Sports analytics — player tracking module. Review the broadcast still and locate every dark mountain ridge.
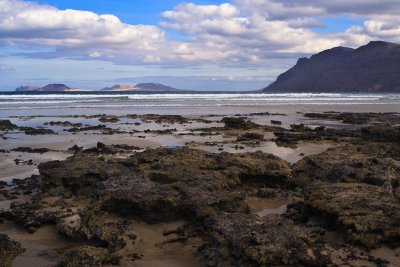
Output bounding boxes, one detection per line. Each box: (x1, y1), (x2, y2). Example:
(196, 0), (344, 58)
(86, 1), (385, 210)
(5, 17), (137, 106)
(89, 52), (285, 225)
(264, 41), (400, 93)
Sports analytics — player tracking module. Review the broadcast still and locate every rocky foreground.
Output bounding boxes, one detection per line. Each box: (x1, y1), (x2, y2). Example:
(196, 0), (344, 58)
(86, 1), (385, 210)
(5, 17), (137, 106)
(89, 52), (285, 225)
(1, 112), (400, 266)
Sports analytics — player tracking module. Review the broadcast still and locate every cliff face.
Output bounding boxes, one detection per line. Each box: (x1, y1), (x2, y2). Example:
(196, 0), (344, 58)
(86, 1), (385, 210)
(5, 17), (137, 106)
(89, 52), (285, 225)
(264, 41), (400, 93)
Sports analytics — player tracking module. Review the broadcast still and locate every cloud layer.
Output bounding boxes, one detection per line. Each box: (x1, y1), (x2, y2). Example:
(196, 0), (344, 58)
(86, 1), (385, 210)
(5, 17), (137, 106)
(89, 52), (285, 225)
(0, 0), (399, 68)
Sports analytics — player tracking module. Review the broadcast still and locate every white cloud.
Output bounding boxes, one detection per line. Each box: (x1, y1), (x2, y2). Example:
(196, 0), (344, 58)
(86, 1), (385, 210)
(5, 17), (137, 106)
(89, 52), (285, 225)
(0, 0), (168, 63)
(0, 0), (399, 70)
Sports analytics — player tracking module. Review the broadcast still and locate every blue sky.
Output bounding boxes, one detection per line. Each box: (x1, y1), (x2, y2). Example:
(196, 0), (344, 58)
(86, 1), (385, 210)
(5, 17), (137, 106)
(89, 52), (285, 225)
(0, 0), (398, 91)
(35, 0), (226, 24)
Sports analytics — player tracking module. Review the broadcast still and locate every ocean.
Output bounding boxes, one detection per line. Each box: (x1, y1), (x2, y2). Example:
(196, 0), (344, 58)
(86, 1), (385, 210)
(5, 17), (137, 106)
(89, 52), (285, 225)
(1, 92), (400, 117)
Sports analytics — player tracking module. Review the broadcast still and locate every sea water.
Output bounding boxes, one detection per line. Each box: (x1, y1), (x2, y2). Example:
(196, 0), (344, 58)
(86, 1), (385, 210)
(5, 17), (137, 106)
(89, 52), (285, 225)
(1, 92), (400, 117)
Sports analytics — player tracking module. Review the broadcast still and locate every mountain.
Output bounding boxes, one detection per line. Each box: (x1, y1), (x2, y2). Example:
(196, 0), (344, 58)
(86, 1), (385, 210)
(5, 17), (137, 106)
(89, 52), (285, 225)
(263, 41), (400, 93)
(14, 84), (91, 92)
(15, 85), (40, 91)
(39, 84), (70, 91)
(15, 84), (70, 92)
(101, 83), (183, 92)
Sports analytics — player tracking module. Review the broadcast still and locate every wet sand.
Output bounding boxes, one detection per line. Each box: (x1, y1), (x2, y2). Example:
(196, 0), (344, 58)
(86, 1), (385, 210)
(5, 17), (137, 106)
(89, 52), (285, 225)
(0, 221), (78, 267)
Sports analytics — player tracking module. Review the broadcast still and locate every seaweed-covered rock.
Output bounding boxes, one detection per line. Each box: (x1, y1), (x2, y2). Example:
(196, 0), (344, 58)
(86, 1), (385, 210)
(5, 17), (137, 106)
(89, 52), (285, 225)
(292, 145), (400, 187)
(0, 233), (25, 267)
(203, 214), (321, 267)
(302, 182), (400, 247)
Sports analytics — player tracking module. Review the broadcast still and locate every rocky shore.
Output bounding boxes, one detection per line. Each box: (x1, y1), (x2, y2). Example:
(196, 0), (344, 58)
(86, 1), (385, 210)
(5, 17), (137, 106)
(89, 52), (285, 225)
(1, 112), (400, 266)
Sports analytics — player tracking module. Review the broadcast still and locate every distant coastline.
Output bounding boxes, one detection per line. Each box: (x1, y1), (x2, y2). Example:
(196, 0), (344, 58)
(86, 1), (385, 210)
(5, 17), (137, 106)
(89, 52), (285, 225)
(14, 82), (189, 93)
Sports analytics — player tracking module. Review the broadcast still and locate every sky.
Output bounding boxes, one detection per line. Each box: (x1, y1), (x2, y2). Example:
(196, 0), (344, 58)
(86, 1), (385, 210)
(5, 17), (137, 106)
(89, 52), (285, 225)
(0, 0), (399, 91)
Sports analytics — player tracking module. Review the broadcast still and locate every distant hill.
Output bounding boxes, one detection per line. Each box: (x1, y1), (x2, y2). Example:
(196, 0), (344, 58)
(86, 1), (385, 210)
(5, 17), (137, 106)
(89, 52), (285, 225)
(15, 85), (40, 92)
(263, 41), (400, 93)
(39, 84), (70, 91)
(101, 83), (183, 92)
(16, 84), (70, 92)
(15, 84), (90, 92)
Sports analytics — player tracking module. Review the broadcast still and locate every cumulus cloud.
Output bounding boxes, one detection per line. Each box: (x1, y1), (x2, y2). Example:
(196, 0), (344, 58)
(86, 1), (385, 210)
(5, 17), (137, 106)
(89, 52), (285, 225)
(0, 0), (167, 63)
(0, 0), (399, 69)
